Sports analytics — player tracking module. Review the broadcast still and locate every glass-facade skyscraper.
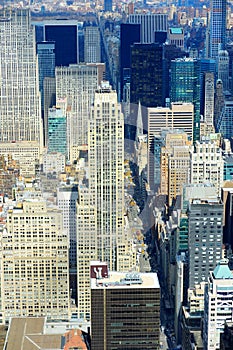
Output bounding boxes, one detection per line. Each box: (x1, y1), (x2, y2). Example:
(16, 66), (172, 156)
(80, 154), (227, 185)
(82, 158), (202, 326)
(48, 107), (66, 155)
(170, 58), (201, 142)
(209, 0), (227, 59)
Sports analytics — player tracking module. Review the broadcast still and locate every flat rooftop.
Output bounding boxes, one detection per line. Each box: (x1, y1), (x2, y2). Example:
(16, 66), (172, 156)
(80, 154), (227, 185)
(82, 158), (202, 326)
(91, 271), (160, 290)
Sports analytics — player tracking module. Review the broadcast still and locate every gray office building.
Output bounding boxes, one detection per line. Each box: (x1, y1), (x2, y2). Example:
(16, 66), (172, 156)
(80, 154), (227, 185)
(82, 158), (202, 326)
(187, 184), (223, 289)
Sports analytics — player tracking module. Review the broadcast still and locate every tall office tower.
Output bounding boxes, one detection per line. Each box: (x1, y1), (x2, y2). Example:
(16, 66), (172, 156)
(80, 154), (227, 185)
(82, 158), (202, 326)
(88, 82), (124, 271)
(209, 0), (227, 60)
(43, 77), (56, 147)
(57, 185), (78, 299)
(47, 107), (66, 155)
(84, 25), (101, 63)
(163, 44), (187, 101)
(222, 183), (233, 248)
(0, 200), (70, 324)
(187, 187), (223, 290)
(128, 13), (168, 43)
(120, 23), (140, 99)
(214, 79), (225, 128)
(159, 131), (191, 204)
(36, 42), (55, 117)
(55, 64), (99, 161)
(76, 83), (125, 321)
(171, 58), (201, 142)
(216, 100), (233, 139)
(148, 103), (193, 189)
(104, 0), (112, 12)
(0, 9), (42, 146)
(204, 259), (233, 350)
(90, 263), (160, 350)
(200, 58), (216, 116)
(41, 20), (79, 66)
(130, 43), (163, 108)
(218, 50), (230, 91)
(190, 141), (224, 197)
(204, 72), (215, 126)
(76, 185), (97, 320)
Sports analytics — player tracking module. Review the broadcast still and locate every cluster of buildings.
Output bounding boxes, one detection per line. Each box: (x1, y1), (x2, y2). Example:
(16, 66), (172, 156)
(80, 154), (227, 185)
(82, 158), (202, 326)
(1, 0), (233, 349)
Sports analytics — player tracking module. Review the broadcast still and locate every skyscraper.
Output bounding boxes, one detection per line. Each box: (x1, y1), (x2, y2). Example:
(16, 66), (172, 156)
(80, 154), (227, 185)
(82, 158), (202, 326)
(104, 0), (112, 12)
(84, 25), (101, 63)
(218, 49), (230, 91)
(147, 103), (193, 189)
(0, 9), (42, 146)
(204, 72), (215, 125)
(209, 0), (227, 60)
(128, 13), (168, 44)
(36, 41), (55, 116)
(187, 186), (223, 290)
(120, 23), (140, 99)
(55, 64), (100, 160)
(77, 83), (127, 320)
(47, 107), (66, 155)
(88, 82), (124, 270)
(130, 43), (164, 107)
(171, 58), (201, 142)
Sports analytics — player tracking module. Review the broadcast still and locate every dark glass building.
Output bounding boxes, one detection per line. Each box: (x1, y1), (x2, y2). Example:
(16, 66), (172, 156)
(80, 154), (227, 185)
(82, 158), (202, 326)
(91, 267), (160, 350)
(45, 24), (78, 66)
(130, 43), (163, 107)
(104, 0), (112, 12)
(120, 23), (140, 100)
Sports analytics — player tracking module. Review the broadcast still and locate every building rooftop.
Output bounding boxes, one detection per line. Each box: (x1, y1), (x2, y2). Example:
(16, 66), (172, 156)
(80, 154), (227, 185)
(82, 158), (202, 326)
(170, 27), (183, 34)
(91, 271), (160, 290)
(213, 259), (233, 280)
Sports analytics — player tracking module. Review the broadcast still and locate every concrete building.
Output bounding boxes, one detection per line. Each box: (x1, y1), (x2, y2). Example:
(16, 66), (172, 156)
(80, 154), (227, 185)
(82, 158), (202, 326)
(148, 103), (193, 189)
(168, 27), (184, 50)
(0, 142), (40, 177)
(204, 72), (215, 126)
(42, 152), (65, 174)
(55, 64), (101, 160)
(77, 83), (128, 320)
(190, 141), (224, 197)
(204, 259), (233, 350)
(84, 25), (101, 63)
(0, 199), (70, 324)
(90, 262), (160, 350)
(218, 50), (230, 92)
(187, 188), (223, 289)
(128, 13), (168, 44)
(216, 100), (233, 139)
(0, 9), (42, 148)
(57, 184), (78, 297)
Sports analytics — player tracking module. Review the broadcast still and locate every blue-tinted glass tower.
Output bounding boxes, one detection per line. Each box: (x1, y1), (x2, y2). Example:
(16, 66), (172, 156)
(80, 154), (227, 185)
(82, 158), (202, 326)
(48, 107), (66, 155)
(170, 58), (201, 142)
(209, 0), (227, 59)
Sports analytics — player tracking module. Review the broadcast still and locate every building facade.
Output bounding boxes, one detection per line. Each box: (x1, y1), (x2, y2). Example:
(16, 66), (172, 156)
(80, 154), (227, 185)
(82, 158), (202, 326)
(0, 9), (42, 146)
(91, 265), (160, 350)
(209, 0), (227, 59)
(0, 200), (70, 324)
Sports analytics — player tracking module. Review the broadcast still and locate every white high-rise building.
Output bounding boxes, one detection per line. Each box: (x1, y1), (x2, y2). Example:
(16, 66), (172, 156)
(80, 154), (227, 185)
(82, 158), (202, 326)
(0, 9), (42, 146)
(204, 259), (233, 350)
(88, 82), (124, 270)
(56, 64), (101, 160)
(0, 199), (70, 324)
(204, 72), (215, 126)
(84, 26), (101, 63)
(77, 83), (128, 320)
(190, 141), (224, 197)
